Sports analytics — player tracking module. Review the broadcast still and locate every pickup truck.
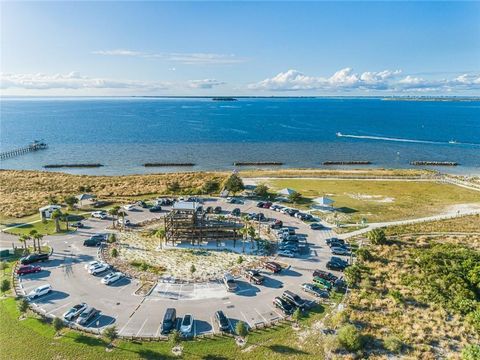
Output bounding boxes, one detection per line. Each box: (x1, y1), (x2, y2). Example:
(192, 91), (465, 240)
(244, 269), (265, 285)
(223, 273), (238, 292)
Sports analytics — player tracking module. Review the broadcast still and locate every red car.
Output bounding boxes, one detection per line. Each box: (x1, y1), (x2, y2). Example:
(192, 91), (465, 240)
(16, 265), (41, 275)
(262, 202), (272, 208)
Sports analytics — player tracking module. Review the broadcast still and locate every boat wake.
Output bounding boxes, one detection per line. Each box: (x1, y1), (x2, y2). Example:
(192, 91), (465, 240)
(335, 132), (480, 147)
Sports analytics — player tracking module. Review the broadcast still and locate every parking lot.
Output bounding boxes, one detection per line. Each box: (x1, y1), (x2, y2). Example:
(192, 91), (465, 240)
(16, 197), (345, 337)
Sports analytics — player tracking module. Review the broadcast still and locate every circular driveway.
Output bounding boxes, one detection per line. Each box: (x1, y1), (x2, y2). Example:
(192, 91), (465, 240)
(16, 198), (344, 337)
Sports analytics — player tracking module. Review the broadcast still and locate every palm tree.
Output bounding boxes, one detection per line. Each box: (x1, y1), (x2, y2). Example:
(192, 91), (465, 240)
(154, 228), (166, 250)
(117, 210), (127, 230)
(18, 235), (28, 253)
(247, 225), (256, 251)
(108, 206), (120, 228)
(29, 230), (38, 251)
(62, 212), (70, 231)
(51, 209), (62, 233)
(33, 233), (44, 252)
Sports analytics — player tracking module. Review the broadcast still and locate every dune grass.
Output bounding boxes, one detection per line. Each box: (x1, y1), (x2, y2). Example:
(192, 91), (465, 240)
(384, 214), (480, 235)
(266, 178), (480, 223)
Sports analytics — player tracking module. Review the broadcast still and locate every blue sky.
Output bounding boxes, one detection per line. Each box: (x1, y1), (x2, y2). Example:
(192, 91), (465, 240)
(1, 1), (479, 95)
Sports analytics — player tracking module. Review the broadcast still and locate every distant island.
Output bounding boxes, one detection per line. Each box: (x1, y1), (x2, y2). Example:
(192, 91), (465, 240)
(382, 96), (480, 102)
(212, 97), (237, 101)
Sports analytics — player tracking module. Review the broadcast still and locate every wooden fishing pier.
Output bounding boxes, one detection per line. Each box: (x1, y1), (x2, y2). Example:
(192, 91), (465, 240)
(0, 141), (48, 160)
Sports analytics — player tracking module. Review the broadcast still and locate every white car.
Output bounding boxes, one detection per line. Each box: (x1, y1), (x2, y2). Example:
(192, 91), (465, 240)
(63, 302), (88, 321)
(27, 284), (52, 299)
(122, 204), (135, 211)
(91, 211), (107, 219)
(85, 260), (100, 270)
(101, 271), (124, 285)
(278, 250), (295, 258)
(117, 218), (131, 226)
(88, 262), (110, 275)
(180, 314), (194, 335)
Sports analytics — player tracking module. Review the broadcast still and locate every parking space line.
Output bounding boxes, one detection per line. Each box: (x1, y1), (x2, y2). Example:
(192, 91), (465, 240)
(268, 305), (284, 319)
(46, 301), (73, 316)
(210, 316), (216, 334)
(136, 318), (148, 337)
(254, 308), (268, 323)
(155, 320), (163, 337)
(86, 313), (103, 328)
(119, 314), (136, 335)
(240, 311), (252, 328)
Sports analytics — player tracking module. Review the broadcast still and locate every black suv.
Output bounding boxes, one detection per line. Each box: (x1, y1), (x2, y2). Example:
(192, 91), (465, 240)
(215, 310), (230, 332)
(326, 257), (349, 271)
(231, 208), (241, 216)
(83, 238), (102, 247)
(273, 296), (294, 315)
(282, 290), (306, 310)
(161, 308), (177, 335)
(214, 206), (222, 214)
(20, 253), (49, 265)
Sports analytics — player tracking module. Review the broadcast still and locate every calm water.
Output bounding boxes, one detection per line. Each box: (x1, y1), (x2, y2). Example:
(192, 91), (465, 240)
(1, 97), (479, 175)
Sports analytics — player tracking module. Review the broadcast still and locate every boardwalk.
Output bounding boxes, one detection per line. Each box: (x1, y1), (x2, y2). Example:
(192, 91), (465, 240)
(0, 141), (47, 160)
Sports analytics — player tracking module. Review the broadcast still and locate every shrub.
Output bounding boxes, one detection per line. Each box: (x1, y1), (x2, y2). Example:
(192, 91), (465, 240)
(384, 335), (403, 353)
(53, 317), (64, 333)
(202, 180), (220, 194)
(169, 329), (181, 346)
(338, 324), (363, 351)
(235, 321), (248, 338)
(462, 344), (480, 360)
(388, 290), (404, 304)
(107, 233), (116, 243)
(367, 228), (387, 245)
(0, 261), (7, 270)
(167, 181), (181, 193)
(237, 256), (244, 264)
(254, 184), (269, 198)
(288, 192), (302, 204)
(292, 308), (302, 323)
(344, 264), (363, 287)
(139, 262), (149, 271)
(190, 264), (196, 274)
(0, 279), (10, 293)
(103, 325), (118, 344)
(356, 247), (373, 262)
(110, 248), (118, 258)
(17, 298), (29, 313)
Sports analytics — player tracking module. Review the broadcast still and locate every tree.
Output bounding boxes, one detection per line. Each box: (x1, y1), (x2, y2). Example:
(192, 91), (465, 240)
(292, 307), (302, 326)
(367, 228), (387, 245)
(31, 232), (44, 252)
(117, 210), (127, 230)
(344, 264), (363, 287)
(167, 181), (181, 193)
(202, 180), (220, 195)
(223, 174), (244, 195)
(254, 184), (269, 198)
(103, 325), (118, 346)
(0, 279), (10, 293)
(154, 228), (166, 249)
(169, 329), (181, 347)
(288, 191), (302, 204)
(64, 196), (78, 210)
(62, 212), (71, 231)
(235, 321), (248, 338)
(190, 264), (196, 275)
(110, 248), (118, 258)
(18, 298), (29, 314)
(107, 233), (117, 243)
(108, 206), (120, 228)
(338, 324), (363, 351)
(18, 234), (29, 252)
(53, 317), (64, 334)
(356, 247), (373, 262)
(51, 209), (62, 233)
(247, 225), (256, 250)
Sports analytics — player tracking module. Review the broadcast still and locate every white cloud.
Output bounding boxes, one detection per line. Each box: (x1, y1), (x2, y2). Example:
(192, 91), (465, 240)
(249, 68), (480, 92)
(0, 72), (170, 91)
(92, 49), (247, 65)
(188, 79), (225, 89)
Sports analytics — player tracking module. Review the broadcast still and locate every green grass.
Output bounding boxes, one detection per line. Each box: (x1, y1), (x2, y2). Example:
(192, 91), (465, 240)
(266, 179), (480, 223)
(5, 213), (86, 236)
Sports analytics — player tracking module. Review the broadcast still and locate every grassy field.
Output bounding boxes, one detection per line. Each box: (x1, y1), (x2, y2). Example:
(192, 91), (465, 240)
(384, 214), (480, 235)
(343, 234), (479, 359)
(266, 178), (480, 223)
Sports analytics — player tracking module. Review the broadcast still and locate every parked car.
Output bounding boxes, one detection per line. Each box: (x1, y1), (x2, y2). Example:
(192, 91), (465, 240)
(255, 213), (266, 221)
(91, 211), (107, 219)
(282, 290), (306, 309)
(117, 218), (131, 226)
(264, 261), (282, 273)
(76, 306), (99, 326)
(83, 237), (102, 247)
(215, 310), (230, 332)
(161, 308), (177, 334)
(88, 262), (110, 275)
(101, 271), (124, 285)
(136, 201), (148, 208)
(273, 296), (294, 315)
(281, 227), (296, 235)
(326, 257), (349, 271)
(20, 253), (49, 265)
(16, 265), (41, 275)
(331, 246), (350, 256)
(149, 205), (162, 212)
(85, 260), (100, 270)
(231, 208), (241, 217)
(63, 303), (88, 321)
(326, 238), (345, 246)
(223, 272), (238, 292)
(275, 206), (285, 212)
(180, 314), (194, 335)
(270, 220), (283, 229)
(256, 201), (265, 208)
(310, 223), (324, 230)
(72, 221), (84, 228)
(227, 198), (243, 204)
(313, 276), (333, 290)
(244, 269), (265, 285)
(279, 244), (298, 253)
(301, 283), (330, 298)
(312, 270), (338, 282)
(278, 250), (295, 258)
(27, 284), (52, 299)
(122, 204), (135, 211)
(206, 206), (214, 213)
(213, 206), (222, 214)
(262, 201), (272, 208)
(270, 204), (280, 211)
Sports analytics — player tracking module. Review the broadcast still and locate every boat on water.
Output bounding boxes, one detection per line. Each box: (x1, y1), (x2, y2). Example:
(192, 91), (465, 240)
(448, 140), (457, 144)
(336, 132), (343, 137)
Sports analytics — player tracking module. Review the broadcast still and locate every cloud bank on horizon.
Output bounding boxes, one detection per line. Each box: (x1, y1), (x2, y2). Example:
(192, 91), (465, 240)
(2, 68), (479, 94)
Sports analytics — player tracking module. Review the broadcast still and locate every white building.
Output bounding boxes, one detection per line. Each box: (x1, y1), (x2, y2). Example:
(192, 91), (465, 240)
(39, 205), (62, 219)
